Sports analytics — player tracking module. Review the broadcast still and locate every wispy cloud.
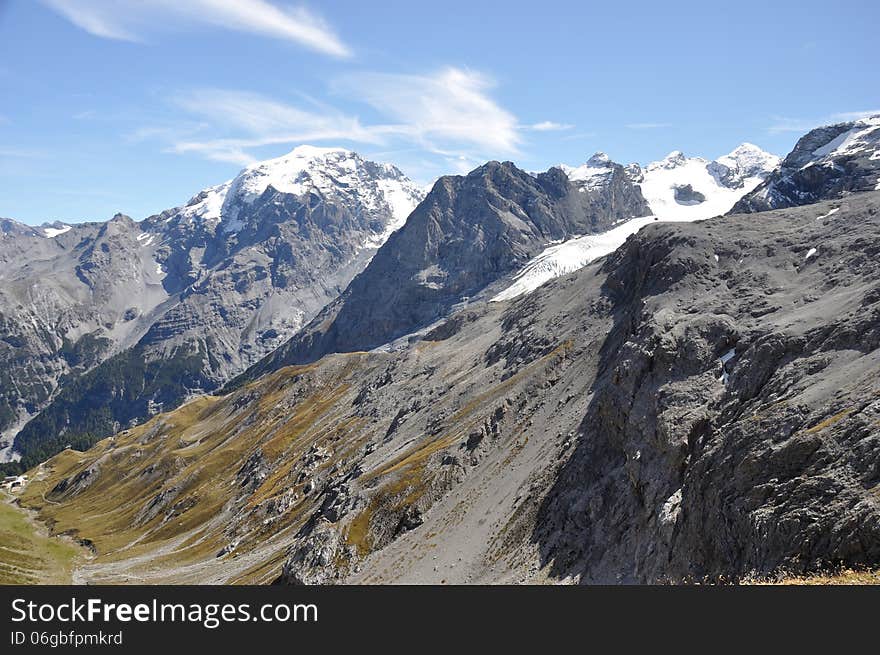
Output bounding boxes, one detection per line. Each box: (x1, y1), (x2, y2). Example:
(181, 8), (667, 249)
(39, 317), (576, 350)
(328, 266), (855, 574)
(626, 122), (672, 130)
(334, 68), (522, 156)
(159, 68), (524, 166)
(42, 0), (351, 57)
(767, 110), (880, 134)
(168, 89), (385, 165)
(525, 121), (574, 132)
(0, 147), (45, 159)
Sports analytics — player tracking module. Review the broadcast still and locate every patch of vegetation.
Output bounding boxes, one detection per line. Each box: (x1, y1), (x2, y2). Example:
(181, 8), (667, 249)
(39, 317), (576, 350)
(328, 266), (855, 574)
(805, 409), (854, 434)
(751, 568), (880, 585)
(0, 493), (81, 584)
(59, 332), (112, 370)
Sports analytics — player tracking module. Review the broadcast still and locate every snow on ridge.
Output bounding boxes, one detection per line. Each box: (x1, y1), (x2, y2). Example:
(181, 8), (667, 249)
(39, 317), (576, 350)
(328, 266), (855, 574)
(812, 116), (880, 159)
(493, 215), (670, 302)
(180, 181), (232, 224)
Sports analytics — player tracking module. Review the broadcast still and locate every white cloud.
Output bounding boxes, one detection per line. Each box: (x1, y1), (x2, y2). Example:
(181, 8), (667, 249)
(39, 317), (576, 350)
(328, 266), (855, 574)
(334, 68), (521, 156)
(42, 0), (350, 57)
(526, 121), (574, 132)
(625, 122), (672, 130)
(161, 68), (524, 167)
(168, 89), (385, 164)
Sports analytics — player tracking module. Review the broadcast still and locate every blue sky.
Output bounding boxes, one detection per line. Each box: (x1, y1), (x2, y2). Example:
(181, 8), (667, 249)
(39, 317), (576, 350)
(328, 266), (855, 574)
(1, 0), (878, 225)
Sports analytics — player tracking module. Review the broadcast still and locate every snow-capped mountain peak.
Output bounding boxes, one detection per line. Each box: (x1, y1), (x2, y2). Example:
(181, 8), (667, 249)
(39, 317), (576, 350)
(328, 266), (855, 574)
(650, 150), (692, 170)
(639, 144), (779, 220)
(226, 145), (354, 208)
(585, 151), (611, 166)
(559, 152), (621, 190)
(711, 143), (781, 187)
(733, 115), (880, 212)
(173, 145), (425, 240)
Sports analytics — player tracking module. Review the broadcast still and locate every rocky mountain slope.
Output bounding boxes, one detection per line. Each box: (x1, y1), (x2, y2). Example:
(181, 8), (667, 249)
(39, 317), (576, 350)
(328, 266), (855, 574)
(18, 190), (880, 584)
(1, 147), (424, 470)
(733, 115), (880, 212)
(232, 158), (651, 385)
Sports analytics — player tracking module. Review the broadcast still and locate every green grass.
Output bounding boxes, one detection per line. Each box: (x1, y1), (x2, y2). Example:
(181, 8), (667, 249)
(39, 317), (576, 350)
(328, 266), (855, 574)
(0, 492), (81, 584)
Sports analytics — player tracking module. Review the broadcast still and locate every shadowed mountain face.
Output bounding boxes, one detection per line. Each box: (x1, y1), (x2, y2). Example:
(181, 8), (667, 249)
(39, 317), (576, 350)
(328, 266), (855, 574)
(234, 160), (651, 385)
(19, 192), (880, 584)
(733, 115), (880, 213)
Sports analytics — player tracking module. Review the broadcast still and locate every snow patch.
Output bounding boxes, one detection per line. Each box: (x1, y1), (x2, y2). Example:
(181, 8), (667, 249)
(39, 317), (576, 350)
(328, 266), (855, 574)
(816, 207), (840, 220)
(813, 116), (880, 159)
(43, 225), (72, 238)
(718, 348), (735, 385)
(180, 181), (231, 224)
(805, 247), (817, 260)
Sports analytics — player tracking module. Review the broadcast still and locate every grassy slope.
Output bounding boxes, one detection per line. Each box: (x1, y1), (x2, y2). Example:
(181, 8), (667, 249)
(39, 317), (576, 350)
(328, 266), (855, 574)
(0, 491), (81, 584)
(16, 360), (364, 584)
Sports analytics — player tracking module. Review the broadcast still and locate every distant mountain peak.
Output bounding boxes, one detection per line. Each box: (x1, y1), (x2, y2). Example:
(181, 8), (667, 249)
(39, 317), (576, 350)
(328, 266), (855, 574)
(650, 150), (692, 171)
(733, 114), (880, 213)
(559, 151), (624, 189)
(586, 151), (611, 166)
(171, 145), (424, 237)
(639, 145), (778, 220)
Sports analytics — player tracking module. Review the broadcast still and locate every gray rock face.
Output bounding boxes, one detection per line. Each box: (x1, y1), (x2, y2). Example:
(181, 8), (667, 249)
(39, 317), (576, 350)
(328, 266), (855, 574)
(559, 152), (653, 221)
(535, 192), (880, 582)
(673, 183), (706, 205)
(733, 115), (880, 212)
(0, 214), (172, 462)
(1, 147), (424, 468)
(236, 159), (651, 383)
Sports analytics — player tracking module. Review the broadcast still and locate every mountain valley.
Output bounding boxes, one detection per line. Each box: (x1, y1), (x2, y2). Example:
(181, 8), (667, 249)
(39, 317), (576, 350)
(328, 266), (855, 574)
(4, 115), (880, 585)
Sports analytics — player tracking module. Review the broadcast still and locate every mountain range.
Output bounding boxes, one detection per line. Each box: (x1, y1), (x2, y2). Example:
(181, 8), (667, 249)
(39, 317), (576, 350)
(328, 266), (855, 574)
(4, 114), (880, 585)
(0, 146), (424, 466)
